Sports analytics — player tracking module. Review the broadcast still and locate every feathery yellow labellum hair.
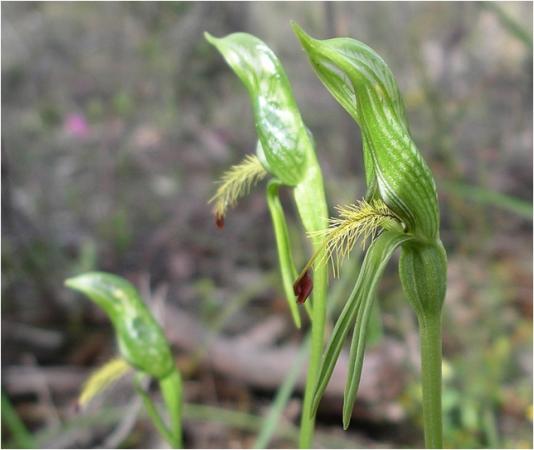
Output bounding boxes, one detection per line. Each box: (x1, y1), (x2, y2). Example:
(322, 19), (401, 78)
(209, 155), (268, 223)
(305, 199), (402, 277)
(78, 357), (131, 409)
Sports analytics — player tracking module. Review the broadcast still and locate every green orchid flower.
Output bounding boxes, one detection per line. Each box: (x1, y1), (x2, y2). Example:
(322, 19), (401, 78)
(66, 272), (183, 448)
(292, 23), (447, 448)
(205, 31), (329, 446)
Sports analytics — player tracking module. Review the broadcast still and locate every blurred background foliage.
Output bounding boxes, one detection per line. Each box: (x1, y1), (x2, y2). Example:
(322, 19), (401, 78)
(2, 2), (532, 448)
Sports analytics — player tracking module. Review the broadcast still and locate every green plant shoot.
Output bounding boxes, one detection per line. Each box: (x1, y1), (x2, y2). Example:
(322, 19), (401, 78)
(292, 23), (447, 448)
(205, 32), (329, 447)
(65, 272), (183, 448)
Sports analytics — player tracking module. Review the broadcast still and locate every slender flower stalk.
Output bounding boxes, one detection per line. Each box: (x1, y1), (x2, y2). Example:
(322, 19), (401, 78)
(205, 31), (328, 447)
(292, 22), (447, 448)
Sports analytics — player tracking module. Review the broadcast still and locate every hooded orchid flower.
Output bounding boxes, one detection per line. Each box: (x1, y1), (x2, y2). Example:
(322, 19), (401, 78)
(292, 23), (447, 448)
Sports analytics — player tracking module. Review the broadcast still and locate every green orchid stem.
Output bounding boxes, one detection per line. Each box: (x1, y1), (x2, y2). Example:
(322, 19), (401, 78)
(418, 312), (443, 449)
(134, 375), (177, 448)
(299, 247), (327, 448)
(160, 370), (183, 448)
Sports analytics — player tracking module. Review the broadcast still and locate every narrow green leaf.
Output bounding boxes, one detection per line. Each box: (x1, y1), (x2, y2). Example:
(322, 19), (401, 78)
(366, 296), (383, 346)
(65, 272), (174, 379)
(1, 391), (36, 449)
(311, 231), (411, 415)
(480, 1), (533, 49)
(205, 32), (312, 187)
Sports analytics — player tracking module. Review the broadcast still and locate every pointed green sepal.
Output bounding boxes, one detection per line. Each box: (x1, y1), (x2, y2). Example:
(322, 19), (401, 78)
(266, 180), (303, 327)
(311, 231), (411, 417)
(342, 286), (376, 429)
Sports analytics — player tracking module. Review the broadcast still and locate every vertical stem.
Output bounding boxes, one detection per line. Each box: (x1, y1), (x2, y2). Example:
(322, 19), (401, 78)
(159, 370), (183, 448)
(298, 253), (327, 448)
(418, 313), (443, 449)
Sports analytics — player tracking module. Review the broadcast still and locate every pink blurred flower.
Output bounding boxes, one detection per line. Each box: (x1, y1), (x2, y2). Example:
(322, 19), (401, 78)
(64, 113), (89, 138)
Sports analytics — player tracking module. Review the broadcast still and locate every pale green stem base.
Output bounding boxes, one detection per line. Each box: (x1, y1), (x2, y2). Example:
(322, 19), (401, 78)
(160, 370), (183, 448)
(298, 260), (327, 448)
(418, 313), (443, 449)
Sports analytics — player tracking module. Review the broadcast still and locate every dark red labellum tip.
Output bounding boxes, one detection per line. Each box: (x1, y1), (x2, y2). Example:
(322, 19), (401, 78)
(215, 213), (225, 229)
(293, 270), (313, 304)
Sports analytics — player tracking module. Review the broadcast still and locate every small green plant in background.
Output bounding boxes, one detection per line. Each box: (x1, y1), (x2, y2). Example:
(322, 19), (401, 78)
(65, 272), (183, 448)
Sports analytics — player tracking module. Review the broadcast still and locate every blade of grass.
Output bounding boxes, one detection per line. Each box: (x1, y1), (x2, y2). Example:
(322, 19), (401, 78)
(193, 272), (276, 363)
(1, 391), (36, 449)
(441, 180), (532, 220)
(480, 1), (533, 49)
(208, 273), (277, 333)
(253, 335), (310, 449)
(34, 400), (359, 449)
(183, 403), (357, 448)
